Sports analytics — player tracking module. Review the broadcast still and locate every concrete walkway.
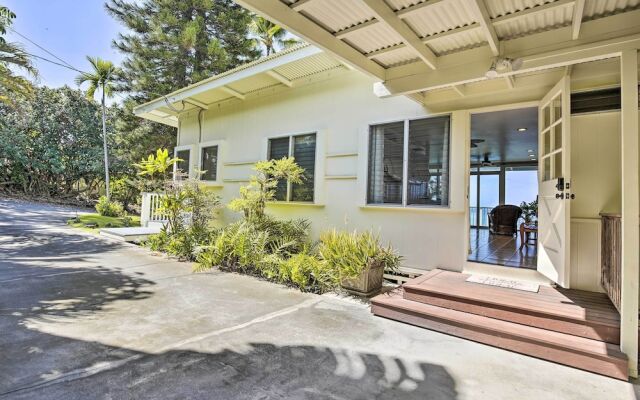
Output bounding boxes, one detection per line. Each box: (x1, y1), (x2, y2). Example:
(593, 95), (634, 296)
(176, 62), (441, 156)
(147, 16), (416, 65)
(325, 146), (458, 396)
(0, 197), (636, 399)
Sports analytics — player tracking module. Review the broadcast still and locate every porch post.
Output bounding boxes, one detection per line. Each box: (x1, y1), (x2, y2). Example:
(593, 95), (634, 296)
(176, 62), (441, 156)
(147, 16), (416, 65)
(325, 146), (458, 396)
(620, 49), (639, 378)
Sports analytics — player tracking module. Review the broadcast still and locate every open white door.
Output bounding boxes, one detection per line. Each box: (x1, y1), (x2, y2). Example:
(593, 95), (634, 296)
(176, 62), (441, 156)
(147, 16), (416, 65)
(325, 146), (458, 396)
(537, 76), (571, 287)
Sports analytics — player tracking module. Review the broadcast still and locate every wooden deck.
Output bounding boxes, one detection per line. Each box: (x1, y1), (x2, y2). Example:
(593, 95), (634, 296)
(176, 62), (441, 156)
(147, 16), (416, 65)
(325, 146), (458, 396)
(372, 269), (628, 380)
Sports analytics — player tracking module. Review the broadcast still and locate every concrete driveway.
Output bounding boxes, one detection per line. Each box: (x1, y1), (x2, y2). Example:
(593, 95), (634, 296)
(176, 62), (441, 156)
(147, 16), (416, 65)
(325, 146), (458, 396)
(0, 198), (636, 399)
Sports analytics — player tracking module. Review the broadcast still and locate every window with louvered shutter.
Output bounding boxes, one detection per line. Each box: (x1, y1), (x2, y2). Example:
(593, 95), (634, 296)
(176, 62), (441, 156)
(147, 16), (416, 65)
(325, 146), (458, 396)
(175, 149), (190, 178)
(268, 137), (289, 201)
(200, 146), (218, 181)
(268, 133), (317, 202)
(408, 116), (450, 206)
(367, 121), (404, 204)
(291, 134), (316, 202)
(368, 116), (451, 207)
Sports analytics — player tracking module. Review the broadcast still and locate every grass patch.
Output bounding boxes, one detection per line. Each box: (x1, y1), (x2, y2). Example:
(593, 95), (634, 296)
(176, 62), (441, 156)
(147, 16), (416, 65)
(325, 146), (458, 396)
(67, 213), (140, 233)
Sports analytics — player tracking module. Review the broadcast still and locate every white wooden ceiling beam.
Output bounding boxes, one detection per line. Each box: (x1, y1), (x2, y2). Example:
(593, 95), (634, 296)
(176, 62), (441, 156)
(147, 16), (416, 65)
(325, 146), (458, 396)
(183, 98), (209, 110)
(452, 85), (466, 97)
(290, 0), (315, 11)
(334, 19), (378, 39)
(395, 0), (447, 19)
(504, 75), (515, 89)
(377, 32), (640, 97)
(235, 0), (386, 80)
(265, 70), (293, 87)
(220, 86), (246, 100)
(572, 0), (585, 40)
(361, 0), (438, 69)
(422, 23), (479, 43)
(366, 43), (407, 59)
(491, 0), (575, 26)
(467, 0), (500, 56)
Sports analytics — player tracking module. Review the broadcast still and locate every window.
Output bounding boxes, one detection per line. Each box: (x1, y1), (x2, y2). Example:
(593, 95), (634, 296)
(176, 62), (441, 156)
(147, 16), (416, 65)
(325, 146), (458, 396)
(175, 149), (191, 178)
(368, 115), (450, 207)
(268, 133), (317, 202)
(200, 145), (218, 181)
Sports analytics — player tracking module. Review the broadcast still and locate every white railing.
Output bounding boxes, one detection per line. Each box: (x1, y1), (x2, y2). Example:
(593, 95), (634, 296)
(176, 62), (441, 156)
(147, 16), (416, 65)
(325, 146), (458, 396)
(140, 192), (168, 227)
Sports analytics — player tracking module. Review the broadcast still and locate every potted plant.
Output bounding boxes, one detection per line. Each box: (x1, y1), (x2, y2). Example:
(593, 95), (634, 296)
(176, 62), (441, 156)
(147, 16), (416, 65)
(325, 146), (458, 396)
(319, 229), (401, 296)
(520, 199), (538, 225)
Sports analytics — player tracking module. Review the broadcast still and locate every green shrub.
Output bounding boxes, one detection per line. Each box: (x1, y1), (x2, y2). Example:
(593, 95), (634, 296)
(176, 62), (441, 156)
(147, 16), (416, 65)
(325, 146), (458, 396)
(95, 196), (124, 217)
(165, 230), (195, 259)
(147, 229), (169, 252)
(280, 253), (338, 293)
(318, 230), (401, 280)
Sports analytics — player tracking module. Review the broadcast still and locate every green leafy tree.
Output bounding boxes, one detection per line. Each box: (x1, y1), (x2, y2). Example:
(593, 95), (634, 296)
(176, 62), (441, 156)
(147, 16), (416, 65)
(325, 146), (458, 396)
(106, 0), (261, 101)
(75, 57), (120, 200)
(0, 6), (36, 104)
(228, 157), (304, 222)
(0, 86), (104, 199)
(250, 16), (300, 56)
(134, 148), (181, 190)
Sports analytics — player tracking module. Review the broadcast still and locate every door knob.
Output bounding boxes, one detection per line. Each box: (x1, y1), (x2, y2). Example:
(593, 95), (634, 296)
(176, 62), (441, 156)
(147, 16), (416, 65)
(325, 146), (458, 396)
(555, 193), (564, 199)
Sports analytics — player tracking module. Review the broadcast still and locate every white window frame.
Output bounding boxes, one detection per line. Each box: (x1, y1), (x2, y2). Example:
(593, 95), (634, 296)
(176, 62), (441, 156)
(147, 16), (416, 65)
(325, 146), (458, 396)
(198, 140), (223, 186)
(173, 144), (195, 180)
(365, 114), (452, 209)
(265, 131), (320, 203)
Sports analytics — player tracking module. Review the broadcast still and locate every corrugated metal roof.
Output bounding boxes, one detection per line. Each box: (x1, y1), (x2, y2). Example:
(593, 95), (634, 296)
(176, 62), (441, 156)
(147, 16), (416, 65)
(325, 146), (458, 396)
(134, 44), (345, 124)
(344, 22), (404, 53)
(299, 0), (373, 32)
(282, 0), (640, 66)
(272, 53), (344, 80)
(402, 0), (477, 37)
(493, 2), (574, 39)
(370, 46), (419, 67)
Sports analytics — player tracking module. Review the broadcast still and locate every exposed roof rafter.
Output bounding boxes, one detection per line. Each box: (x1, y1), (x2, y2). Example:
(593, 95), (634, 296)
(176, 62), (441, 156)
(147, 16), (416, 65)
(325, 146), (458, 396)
(395, 0), (447, 19)
(572, 0), (585, 40)
(266, 70), (293, 87)
(361, 0), (438, 69)
(467, 0), (500, 56)
(183, 98), (209, 110)
(221, 86), (246, 100)
(290, 0), (315, 11)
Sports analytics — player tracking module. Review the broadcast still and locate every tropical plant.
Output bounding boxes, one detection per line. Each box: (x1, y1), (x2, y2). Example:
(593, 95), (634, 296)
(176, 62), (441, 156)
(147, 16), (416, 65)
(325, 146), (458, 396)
(75, 56), (120, 200)
(228, 157), (304, 222)
(318, 230), (401, 280)
(250, 16), (300, 56)
(0, 7), (36, 104)
(134, 148), (181, 190)
(95, 195), (124, 217)
(520, 199), (538, 224)
(0, 86), (104, 200)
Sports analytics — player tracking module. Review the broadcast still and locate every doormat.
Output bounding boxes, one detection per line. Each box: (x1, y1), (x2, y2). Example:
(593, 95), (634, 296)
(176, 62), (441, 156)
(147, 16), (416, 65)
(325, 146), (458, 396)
(466, 275), (539, 293)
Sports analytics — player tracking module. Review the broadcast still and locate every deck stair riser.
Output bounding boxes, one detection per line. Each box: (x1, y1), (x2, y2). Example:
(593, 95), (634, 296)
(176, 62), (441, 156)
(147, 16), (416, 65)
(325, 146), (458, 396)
(403, 286), (620, 344)
(372, 294), (628, 381)
(371, 269), (628, 381)
(403, 270), (621, 344)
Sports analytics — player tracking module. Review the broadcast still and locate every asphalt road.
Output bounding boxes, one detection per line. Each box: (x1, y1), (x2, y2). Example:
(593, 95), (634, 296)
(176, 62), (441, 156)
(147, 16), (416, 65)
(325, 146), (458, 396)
(0, 198), (636, 399)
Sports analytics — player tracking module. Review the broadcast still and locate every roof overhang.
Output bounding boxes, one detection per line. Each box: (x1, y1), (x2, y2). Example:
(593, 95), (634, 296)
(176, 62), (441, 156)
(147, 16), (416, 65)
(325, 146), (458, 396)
(235, 0), (640, 105)
(134, 44), (346, 126)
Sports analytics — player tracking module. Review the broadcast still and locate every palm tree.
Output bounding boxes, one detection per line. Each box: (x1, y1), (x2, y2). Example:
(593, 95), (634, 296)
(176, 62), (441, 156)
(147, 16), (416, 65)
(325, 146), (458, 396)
(0, 7), (36, 103)
(75, 57), (119, 200)
(250, 16), (300, 56)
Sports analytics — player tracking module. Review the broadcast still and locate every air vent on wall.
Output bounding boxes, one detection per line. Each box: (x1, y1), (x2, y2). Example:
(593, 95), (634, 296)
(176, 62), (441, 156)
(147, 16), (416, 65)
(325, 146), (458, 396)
(571, 86), (640, 115)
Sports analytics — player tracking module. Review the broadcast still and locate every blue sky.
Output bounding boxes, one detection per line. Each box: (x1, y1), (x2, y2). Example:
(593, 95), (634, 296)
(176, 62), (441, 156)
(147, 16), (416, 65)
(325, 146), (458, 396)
(4, 0), (124, 88)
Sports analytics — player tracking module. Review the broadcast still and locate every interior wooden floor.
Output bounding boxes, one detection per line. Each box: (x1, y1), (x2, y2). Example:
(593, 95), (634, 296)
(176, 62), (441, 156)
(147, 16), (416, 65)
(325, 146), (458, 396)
(468, 228), (537, 269)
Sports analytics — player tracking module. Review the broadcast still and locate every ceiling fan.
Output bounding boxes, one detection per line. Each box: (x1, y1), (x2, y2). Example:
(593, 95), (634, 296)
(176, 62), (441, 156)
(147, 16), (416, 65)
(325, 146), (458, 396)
(470, 138), (485, 148)
(481, 153), (496, 167)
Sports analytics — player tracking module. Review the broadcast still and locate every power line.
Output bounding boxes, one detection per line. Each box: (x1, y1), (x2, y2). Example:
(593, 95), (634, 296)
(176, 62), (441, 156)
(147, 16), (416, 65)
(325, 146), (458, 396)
(22, 51), (86, 74)
(8, 26), (77, 71)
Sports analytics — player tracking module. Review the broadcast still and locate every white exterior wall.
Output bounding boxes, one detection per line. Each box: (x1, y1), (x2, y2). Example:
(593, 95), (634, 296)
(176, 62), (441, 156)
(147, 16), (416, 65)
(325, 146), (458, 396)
(178, 71), (468, 271)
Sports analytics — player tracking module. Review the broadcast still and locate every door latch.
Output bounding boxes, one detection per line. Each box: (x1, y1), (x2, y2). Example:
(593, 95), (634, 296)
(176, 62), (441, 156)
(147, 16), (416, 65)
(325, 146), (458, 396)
(555, 177), (565, 192)
(555, 193), (564, 199)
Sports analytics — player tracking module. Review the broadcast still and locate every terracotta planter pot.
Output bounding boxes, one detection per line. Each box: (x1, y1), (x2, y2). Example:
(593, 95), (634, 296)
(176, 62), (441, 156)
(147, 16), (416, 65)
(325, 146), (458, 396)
(340, 262), (385, 297)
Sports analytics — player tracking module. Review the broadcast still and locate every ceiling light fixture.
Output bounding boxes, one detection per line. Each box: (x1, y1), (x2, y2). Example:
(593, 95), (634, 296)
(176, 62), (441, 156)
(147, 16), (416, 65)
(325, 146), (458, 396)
(518, 127), (527, 132)
(485, 57), (523, 79)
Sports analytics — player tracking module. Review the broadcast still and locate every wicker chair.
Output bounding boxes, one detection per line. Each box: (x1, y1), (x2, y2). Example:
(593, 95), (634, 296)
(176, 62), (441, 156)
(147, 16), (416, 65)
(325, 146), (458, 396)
(488, 205), (523, 236)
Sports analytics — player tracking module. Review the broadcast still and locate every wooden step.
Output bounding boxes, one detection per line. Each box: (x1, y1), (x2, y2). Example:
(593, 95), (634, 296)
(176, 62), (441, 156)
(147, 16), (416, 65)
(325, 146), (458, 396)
(403, 269), (621, 344)
(371, 290), (628, 381)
